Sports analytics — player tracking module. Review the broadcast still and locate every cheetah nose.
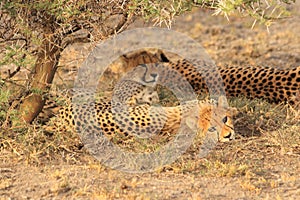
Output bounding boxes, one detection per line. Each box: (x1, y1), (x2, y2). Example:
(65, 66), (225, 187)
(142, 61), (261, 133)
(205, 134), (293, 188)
(150, 73), (157, 78)
(150, 73), (158, 81)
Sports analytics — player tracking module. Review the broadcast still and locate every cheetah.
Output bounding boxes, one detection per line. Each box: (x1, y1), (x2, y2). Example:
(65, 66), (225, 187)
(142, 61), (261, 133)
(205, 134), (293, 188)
(130, 58), (300, 104)
(54, 95), (235, 143)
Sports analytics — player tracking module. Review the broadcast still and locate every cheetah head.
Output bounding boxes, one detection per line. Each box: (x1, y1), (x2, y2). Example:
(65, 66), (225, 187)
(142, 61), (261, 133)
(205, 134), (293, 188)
(197, 96), (236, 142)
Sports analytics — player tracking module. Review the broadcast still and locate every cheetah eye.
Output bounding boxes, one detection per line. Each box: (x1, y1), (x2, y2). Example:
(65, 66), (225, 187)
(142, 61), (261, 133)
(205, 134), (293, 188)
(223, 132), (232, 139)
(222, 116), (228, 124)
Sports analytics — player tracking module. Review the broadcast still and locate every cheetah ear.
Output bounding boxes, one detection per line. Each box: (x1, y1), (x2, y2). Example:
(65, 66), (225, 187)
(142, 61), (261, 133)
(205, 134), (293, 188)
(157, 49), (170, 62)
(217, 95), (228, 108)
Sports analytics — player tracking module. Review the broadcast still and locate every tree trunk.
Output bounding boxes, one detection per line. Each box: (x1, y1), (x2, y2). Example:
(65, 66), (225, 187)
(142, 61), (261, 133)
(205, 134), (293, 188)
(19, 35), (62, 124)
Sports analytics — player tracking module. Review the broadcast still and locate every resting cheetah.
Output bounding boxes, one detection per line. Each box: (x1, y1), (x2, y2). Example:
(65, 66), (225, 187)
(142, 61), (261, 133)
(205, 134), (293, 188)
(53, 95), (235, 143)
(122, 59), (299, 104)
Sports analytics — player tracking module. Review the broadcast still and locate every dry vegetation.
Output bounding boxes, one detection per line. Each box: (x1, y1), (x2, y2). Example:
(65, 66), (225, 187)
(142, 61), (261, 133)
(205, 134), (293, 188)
(1, 2), (300, 200)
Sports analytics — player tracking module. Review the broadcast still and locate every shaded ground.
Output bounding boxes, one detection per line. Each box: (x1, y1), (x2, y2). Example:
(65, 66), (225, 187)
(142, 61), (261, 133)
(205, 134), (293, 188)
(1, 2), (300, 200)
